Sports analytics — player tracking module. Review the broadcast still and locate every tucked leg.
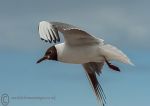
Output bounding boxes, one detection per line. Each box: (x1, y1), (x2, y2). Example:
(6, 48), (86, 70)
(104, 57), (120, 72)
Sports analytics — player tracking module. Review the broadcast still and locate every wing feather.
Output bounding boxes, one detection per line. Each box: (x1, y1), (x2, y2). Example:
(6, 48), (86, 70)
(82, 62), (106, 106)
(38, 21), (103, 46)
(88, 62), (104, 75)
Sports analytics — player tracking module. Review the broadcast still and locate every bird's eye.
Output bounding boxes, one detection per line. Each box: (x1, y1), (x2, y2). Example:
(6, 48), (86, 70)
(49, 51), (52, 54)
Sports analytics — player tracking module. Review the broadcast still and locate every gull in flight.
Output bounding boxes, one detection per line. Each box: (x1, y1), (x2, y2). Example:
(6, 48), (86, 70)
(36, 21), (134, 106)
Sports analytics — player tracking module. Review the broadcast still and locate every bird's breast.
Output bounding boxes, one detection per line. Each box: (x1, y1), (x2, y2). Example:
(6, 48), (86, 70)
(55, 44), (102, 64)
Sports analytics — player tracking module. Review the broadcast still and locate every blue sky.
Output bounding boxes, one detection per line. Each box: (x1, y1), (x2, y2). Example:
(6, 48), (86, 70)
(0, 0), (150, 106)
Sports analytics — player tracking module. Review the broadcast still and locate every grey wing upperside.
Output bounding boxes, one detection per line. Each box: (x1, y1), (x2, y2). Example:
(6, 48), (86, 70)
(38, 21), (104, 46)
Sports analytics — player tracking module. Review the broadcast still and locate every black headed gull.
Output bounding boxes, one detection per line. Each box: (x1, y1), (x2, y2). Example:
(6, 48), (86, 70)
(37, 21), (134, 106)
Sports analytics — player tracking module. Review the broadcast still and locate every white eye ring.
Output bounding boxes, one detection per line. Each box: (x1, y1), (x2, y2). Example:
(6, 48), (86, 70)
(47, 55), (50, 58)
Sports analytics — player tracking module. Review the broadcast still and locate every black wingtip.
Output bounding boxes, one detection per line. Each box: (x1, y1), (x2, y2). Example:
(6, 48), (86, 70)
(57, 38), (60, 42)
(48, 40), (51, 43)
(41, 38), (44, 40)
(44, 40), (48, 42)
(53, 40), (56, 43)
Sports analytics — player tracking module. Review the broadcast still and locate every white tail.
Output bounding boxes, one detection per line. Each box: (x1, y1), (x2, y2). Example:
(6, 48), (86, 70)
(101, 44), (134, 66)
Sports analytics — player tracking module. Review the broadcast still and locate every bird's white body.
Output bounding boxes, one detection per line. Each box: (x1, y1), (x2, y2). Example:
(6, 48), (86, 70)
(55, 43), (104, 64)
(55, 42), (133, 65)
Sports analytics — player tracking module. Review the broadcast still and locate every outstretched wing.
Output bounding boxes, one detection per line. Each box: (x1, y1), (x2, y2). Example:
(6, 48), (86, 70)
(38, 21), (104, 46)
(82, 62), (106, 106)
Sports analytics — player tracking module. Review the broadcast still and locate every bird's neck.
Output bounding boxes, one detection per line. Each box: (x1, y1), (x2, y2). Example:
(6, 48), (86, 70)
(54, 43), (65, 61)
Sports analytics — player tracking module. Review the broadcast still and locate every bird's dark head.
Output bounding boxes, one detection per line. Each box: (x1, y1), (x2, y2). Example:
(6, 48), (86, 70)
(36, 46), (57, 64)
